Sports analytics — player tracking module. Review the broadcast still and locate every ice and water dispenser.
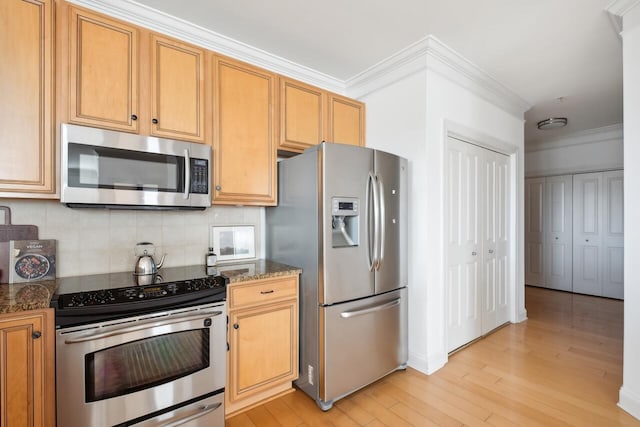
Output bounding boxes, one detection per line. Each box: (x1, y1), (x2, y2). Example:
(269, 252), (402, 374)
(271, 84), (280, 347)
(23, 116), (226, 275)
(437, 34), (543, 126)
(331, 197), (359, 247)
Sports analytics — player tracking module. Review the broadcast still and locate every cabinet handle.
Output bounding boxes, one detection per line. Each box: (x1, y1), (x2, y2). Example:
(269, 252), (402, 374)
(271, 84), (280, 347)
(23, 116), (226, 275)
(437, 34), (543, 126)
(152, 118), (158, 124)
(488, 249), (494, 254)
(215, 185), (222, 191)
(555, 237), (559, 240)
(586, 239), (589, 242)
(260, 290), (274, 294)
(32, 331), (41, 339)
(233, 323), (239, 329)
(131, 114), (138, 121)
(472, 251), (477, 256)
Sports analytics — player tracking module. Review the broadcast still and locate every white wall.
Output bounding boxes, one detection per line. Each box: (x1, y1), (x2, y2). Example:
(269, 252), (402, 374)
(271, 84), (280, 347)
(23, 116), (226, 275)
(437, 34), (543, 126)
(618, 1), (640, 419)
(356, 38), (526, 374)
(525, 125), (623, 177)
(361, 70), (429, 370)
(0, 200), (263, 278)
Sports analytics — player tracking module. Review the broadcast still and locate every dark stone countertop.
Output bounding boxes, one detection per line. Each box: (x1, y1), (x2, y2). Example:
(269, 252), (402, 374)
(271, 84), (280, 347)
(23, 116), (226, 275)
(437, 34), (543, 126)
(0, 259), (301, 314)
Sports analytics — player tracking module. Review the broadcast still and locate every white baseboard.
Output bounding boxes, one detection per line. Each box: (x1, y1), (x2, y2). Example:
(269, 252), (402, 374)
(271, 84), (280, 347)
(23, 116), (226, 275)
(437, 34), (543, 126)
(407, 350), (448, 375)
(619, 386), (640, 420)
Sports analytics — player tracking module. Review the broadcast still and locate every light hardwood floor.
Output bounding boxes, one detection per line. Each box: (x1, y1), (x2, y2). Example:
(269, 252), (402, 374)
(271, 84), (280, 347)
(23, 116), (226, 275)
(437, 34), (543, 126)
(227, 286), (639, 426)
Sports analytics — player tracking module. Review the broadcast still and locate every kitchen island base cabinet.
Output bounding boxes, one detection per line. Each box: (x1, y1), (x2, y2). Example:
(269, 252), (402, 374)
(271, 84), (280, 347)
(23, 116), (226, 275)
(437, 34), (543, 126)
(226, 275), (299, 417)
(0, 309), (54, 427)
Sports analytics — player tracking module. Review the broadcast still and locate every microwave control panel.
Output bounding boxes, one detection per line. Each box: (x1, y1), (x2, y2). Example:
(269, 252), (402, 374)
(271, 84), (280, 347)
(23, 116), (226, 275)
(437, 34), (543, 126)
(190, 158), (209, 194)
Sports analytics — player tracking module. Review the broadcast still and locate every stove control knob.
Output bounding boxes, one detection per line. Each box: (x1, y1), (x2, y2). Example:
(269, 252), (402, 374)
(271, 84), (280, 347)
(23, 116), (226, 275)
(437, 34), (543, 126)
(139, 293), (145, 299)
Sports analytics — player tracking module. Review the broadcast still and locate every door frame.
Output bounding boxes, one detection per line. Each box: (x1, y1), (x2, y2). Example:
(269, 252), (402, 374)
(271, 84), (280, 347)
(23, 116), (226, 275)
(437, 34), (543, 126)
(442, 120), (522, 359)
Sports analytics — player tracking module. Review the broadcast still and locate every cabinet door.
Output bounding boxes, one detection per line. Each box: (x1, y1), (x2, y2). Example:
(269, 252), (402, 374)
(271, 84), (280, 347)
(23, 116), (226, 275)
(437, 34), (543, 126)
(545, 175), (573, 292)
(0, 0), (55, 196)
(278, 77), (325, 153)
(213, 57), (276, 205)
(228, 300), (298, 401)
(150, 34), (206, 143)
(573, 172), (604, 296)
(326, 93), (365, 147)
(525, 178), (546, 287)
(0, 309), (54, 427)
(69, 7), (139, 132)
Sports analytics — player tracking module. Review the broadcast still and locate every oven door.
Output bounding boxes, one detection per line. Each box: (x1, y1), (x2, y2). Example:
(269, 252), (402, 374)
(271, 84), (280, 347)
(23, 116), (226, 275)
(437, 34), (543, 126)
(56, 303), (226, 427)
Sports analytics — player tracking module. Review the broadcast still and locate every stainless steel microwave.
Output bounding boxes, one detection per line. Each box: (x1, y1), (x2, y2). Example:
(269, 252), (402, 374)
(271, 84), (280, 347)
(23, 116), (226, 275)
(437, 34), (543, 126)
(61, 124), (211, 210)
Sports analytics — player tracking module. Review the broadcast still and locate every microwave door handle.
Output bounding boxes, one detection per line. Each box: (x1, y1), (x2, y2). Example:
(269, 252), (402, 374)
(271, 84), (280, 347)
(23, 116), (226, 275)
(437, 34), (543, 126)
(183, 149), (190, 200)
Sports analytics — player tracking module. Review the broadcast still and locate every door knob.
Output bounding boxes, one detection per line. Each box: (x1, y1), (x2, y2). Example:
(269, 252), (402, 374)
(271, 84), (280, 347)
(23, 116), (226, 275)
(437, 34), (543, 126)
(152, 118), (158, 124)
(216, 185), (222, 191)
(472, 251), (477, 256)
(585, 239), (589, 242)
(131, 114), (138, 121)
(32, 331), (41, 339)
(233, 323), (239, 329)
(488, 249), (494, 254)
(555, 237), (559, 240)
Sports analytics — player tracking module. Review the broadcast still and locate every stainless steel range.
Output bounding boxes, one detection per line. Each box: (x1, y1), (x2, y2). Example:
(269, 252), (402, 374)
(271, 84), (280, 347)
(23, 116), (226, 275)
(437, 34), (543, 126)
(50, 266), (228, 427)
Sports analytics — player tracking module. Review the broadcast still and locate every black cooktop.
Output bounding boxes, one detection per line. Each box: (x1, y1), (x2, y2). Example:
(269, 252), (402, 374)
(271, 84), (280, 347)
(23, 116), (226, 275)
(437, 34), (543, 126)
(51, 265), (228, 329)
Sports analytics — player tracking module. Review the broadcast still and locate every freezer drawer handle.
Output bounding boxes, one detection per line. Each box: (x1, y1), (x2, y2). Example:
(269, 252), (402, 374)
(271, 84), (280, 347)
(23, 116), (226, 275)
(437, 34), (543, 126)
(340, 298), (400, 319)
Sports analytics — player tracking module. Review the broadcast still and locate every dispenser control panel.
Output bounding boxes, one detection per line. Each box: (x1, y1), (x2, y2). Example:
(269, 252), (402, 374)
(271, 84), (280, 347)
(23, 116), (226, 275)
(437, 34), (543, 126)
(332, 197), (359, 216)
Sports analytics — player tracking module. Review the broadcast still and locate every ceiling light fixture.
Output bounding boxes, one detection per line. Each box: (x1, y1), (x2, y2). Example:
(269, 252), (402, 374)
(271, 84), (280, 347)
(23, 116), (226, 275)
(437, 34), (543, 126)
(537, 117), (567, 130)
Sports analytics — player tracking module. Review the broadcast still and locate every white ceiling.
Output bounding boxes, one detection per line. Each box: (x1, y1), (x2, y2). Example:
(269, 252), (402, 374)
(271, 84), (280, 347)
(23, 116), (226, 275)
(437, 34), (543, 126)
(133, 0), (622, 143)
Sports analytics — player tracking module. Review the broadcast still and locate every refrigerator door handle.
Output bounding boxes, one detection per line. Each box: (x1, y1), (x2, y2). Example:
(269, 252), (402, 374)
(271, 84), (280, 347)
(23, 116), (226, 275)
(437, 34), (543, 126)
(376, 174), (385, 271)
(340, 298), (400, 318)
(368, 172), (379, 271)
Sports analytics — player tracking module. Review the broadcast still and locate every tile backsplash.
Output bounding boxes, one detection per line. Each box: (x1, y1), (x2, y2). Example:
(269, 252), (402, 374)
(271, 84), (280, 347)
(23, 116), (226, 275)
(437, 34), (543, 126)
(1, 200), (264, 278)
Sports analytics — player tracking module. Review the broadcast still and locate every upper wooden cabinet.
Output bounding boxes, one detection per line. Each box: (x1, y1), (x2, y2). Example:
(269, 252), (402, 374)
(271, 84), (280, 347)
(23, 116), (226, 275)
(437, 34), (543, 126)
(213, 56), (277, 205)
(326, 93), (366, 147)
(149, 34), (206, 142)
(68, 6), (140, 132)
(0, 309), (55, 427)
(0, 0), (55, 197)
(278, 76), (325, 153)
(62, 4), (207, 143)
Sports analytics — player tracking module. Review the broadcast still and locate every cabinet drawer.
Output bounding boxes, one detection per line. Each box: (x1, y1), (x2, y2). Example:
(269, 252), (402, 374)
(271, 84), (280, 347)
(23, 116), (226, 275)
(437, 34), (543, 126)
(229, 275), (298, 309)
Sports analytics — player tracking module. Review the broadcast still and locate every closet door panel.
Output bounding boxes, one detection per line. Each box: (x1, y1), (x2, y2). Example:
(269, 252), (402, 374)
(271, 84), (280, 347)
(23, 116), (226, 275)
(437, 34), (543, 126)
(573, 173), (603, 296)
(525, 178), (545, 287)
(603, 170), (624, 299)
(546, 175), (573, 291)
(446, 137), (483, 352)
(483, 150), (509, 332)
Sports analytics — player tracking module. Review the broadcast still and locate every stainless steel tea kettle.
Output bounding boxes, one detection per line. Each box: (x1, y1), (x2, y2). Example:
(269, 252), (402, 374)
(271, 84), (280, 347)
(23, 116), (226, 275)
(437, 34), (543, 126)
(134, 242), (166, 275)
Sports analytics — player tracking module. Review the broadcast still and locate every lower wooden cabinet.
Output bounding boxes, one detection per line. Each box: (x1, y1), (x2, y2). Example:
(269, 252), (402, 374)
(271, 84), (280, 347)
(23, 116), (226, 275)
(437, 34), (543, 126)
(226, 275), (299, 416)
(0, 308), (55, 427)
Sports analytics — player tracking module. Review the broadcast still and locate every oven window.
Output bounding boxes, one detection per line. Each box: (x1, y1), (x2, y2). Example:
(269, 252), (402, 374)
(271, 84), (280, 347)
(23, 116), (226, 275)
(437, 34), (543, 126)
(85, 329), (209, 402)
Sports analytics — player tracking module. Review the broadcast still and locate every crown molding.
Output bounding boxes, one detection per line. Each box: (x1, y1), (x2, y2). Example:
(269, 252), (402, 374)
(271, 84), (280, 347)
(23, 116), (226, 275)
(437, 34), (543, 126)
(66, 0), (346, 93)
(525, 123), (623, 153)
(606, 0), (640, 17)
(346, 35), (531, 119)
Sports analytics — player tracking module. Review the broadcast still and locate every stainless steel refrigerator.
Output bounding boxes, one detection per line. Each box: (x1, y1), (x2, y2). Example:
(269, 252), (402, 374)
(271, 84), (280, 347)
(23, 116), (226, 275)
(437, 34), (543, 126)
(266, 142), (408, 410)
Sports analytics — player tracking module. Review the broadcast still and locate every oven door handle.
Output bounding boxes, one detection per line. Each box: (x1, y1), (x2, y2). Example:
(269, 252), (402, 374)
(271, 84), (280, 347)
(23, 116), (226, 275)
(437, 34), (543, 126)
(159, 402), (222, 427)
(63, 310), (223, 344)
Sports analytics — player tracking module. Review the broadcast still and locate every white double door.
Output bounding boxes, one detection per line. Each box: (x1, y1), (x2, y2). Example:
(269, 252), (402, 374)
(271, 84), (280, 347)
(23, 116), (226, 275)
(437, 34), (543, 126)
(524, 175), (573, 291)
(573, 171), (624, 299)
(446, 137), (510, 353)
